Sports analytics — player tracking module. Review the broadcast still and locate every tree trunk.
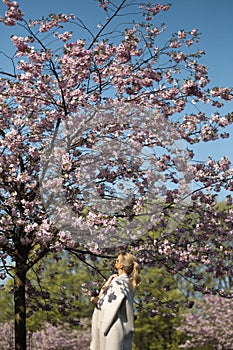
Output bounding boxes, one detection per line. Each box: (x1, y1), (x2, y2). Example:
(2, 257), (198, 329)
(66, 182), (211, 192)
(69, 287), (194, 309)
(14, 261), (27, 350)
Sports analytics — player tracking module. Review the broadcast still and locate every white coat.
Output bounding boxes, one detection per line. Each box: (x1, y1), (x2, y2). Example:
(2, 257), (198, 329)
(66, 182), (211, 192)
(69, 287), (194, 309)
(90, 274), (135, 350)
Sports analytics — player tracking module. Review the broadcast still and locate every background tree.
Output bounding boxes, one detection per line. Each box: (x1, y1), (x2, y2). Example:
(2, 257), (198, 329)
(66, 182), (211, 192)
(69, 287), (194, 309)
(133, 265), (187, 350)
(0, 253), (95, 329)
(0, 1), (232, 349)
(25, 253), (93, 332)
(0, 320), (91, 350)
(177, 295), (233, 350)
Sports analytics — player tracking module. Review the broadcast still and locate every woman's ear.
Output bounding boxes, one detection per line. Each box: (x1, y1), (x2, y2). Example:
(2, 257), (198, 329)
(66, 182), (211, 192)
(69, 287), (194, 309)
(119, 262), (124, 270)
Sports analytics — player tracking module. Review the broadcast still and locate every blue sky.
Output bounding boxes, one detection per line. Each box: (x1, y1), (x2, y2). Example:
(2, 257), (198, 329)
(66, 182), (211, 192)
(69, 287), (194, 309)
(0, 0), (233, 164)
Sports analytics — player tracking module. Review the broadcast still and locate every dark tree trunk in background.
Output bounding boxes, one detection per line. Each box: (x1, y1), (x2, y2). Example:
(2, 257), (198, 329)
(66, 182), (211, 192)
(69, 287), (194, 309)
(14, 258), (27, 350)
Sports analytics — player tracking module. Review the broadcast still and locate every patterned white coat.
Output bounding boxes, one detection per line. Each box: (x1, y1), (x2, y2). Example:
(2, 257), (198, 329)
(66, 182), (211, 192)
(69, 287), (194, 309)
(90, 274), (135, 350)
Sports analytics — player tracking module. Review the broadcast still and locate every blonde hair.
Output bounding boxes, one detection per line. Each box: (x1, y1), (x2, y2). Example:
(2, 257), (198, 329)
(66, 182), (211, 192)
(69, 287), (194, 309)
(118, 252), (141, 289)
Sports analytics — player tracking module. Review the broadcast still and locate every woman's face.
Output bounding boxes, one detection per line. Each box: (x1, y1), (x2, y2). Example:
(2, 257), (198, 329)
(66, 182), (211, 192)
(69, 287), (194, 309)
(114, 256), (122, 270)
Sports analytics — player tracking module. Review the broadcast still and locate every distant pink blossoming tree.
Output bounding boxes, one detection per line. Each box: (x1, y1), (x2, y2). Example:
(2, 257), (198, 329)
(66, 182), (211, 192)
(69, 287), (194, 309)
(178, 295), (233, 350)
(0, 320), (91, 350)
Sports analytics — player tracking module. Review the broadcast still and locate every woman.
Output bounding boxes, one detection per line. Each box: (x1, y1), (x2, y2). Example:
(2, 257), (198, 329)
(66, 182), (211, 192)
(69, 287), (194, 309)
(90, 252), (141, 350)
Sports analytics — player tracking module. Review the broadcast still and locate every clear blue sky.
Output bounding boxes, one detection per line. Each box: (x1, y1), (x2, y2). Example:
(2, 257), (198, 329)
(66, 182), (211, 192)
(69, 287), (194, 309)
(0, 0), (233, 163)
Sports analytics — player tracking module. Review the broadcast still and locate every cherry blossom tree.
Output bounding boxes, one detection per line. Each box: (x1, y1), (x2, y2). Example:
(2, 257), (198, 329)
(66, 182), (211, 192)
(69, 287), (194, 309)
(0, 1), (233, 349)
(178, 295), (233, 350)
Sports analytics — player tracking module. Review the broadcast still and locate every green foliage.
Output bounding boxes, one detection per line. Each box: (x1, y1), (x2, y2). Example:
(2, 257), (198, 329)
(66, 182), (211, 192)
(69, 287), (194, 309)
(0, 280), (14, 323)
(133, 266), (187, 350)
